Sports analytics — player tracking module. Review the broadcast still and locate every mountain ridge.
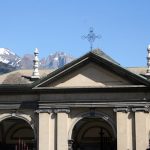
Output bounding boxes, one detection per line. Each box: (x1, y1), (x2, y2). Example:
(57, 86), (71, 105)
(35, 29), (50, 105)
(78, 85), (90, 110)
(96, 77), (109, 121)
(0, 48), (74, 74)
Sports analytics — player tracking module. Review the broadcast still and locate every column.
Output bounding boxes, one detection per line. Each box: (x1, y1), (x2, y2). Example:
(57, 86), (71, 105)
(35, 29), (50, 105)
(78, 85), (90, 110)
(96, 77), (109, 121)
(114, 108), (133, 150)
(54, 108), (70, 150)
(132, 107), (149, 150)
(36, 109), (54, 150)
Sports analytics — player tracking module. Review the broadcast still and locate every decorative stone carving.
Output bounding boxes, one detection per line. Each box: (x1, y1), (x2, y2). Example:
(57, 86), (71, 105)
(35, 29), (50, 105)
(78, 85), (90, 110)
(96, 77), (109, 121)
(146, 45), (150, 76)
(31, 48), (40, 80)
(54, 108), (70, 114)
(113, 107), (130, 113)
(35, 109), (52, 114)
(11, 113), (16, 117)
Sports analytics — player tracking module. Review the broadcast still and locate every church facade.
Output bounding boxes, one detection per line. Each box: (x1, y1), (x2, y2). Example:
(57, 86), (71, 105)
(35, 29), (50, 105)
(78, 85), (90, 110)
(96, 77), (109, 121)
(0, 49), (150, 150)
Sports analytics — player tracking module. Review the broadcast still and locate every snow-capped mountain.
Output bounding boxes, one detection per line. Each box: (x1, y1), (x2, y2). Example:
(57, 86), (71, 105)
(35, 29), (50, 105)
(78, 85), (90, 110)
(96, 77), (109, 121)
(0, 48), (74, 74)
(0, 48), (21, 68)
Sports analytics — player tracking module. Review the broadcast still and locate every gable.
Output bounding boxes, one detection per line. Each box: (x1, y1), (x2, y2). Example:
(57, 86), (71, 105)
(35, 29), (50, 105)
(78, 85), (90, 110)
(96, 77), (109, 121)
(46, 62), (134, 87)
(34, 50), (150, 88)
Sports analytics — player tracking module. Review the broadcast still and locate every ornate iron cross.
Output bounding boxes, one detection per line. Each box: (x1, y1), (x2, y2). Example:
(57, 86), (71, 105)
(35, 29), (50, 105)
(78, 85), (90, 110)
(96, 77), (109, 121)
(82, 27), (101, 51)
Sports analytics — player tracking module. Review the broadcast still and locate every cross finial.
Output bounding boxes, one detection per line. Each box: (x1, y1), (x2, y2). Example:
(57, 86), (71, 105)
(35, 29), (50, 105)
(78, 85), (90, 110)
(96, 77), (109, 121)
(82, 27), (101, 51)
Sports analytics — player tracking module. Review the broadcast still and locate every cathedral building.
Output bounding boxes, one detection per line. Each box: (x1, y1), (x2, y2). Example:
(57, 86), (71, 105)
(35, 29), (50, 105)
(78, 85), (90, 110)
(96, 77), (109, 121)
(0, 47), (150, 150)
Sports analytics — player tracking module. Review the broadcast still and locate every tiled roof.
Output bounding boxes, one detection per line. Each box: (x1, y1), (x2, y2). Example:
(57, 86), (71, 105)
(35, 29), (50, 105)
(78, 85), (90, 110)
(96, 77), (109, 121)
(127, 67), (147, 75)
(0, 69), (53, 84)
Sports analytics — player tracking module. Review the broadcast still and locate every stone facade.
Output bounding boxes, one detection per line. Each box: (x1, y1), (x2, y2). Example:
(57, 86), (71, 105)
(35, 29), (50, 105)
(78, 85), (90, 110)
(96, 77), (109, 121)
(0, 50), (150, 150)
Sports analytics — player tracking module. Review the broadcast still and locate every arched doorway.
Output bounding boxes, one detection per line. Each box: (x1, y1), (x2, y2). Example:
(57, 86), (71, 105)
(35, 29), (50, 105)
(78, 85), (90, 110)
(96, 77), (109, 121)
(0, 117), (35, 150)
(72, 118), (116, 150)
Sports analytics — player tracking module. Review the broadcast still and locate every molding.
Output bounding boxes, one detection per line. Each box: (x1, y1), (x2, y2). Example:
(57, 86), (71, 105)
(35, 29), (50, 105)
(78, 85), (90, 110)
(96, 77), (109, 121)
(114, 106), (150, 113)
(132, 106), (150, 113)
(113, 107), (130, 113)
(35, 109), (52, 114)
(35, 108), (70, 114)
(54, 108), (70, 114)
(0, 104), (21, 110)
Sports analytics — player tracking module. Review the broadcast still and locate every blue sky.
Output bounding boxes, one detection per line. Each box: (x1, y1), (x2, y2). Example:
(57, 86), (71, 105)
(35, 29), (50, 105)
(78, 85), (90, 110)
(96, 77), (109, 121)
(0, 0), (150, 67)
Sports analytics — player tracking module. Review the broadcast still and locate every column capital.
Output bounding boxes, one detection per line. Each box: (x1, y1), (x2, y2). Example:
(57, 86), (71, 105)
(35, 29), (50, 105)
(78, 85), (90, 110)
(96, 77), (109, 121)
(132, 106), (150, 113)
(54, 108), (70, 114)
(35, 109), (52, 114)
(113, 107), (130, 113)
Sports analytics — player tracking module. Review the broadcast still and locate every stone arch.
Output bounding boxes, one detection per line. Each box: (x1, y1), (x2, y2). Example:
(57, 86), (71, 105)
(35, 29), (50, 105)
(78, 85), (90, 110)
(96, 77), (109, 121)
(0, 113), (36, 150)
(0, 113), (36, 138)
(68, 111), (116, 140)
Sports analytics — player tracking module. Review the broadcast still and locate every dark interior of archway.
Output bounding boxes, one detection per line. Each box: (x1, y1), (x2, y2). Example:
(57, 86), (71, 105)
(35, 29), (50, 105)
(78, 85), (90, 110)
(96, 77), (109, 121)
(72, 118), (117, 150)
(0, 117), (35, 150)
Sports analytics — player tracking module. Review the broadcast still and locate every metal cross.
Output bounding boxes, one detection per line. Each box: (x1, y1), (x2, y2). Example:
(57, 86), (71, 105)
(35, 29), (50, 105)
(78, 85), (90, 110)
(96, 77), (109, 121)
(82, 27), (101, 51)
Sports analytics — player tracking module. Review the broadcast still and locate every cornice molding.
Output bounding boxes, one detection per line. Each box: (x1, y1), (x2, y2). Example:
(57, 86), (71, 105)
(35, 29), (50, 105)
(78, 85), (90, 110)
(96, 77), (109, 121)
(35, 108), (70, 114)
(132, 106), (150, 113)
(54, 108), (70, 114)
(35, 109), (52, 114)
(113, 107), (130, 113)
(114, 106), (150, 113)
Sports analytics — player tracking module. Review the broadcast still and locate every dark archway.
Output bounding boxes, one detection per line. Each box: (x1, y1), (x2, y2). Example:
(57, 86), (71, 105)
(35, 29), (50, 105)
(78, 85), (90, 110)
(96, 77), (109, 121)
(72, 118), (116, 150)
(0, 117), (35, 150)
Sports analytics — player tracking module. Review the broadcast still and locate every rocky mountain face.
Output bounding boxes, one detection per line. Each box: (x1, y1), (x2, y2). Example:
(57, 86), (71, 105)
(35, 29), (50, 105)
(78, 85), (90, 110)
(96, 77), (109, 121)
(20, 54), (34, 69)
(40, 52), (74, 69)
(0, 62), (16, 74)
(0, 48), (74, 74)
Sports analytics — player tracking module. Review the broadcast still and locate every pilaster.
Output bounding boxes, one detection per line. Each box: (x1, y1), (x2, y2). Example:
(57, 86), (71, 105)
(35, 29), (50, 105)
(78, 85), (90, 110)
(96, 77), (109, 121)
(35, 109), (54, 150)
(54, 108), (70, 150)
(132, 107), (149, 150)
(114, 108), (133, 150)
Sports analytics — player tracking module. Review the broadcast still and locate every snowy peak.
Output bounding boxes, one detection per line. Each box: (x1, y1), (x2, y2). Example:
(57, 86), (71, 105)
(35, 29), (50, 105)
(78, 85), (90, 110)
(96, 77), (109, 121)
(0, 48), (15, 55)
(0, 48), (21, 68)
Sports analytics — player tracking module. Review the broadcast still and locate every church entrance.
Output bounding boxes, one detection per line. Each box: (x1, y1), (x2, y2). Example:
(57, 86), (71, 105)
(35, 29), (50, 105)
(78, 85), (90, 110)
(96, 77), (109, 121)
(72, 118), (116, 150)
(0, 117), (35, 150)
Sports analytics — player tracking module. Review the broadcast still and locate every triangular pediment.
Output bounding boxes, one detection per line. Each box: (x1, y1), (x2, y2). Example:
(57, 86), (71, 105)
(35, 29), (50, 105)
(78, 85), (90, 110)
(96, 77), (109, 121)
(45, 62), (132, 87)
(34, 50), (150, 88)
